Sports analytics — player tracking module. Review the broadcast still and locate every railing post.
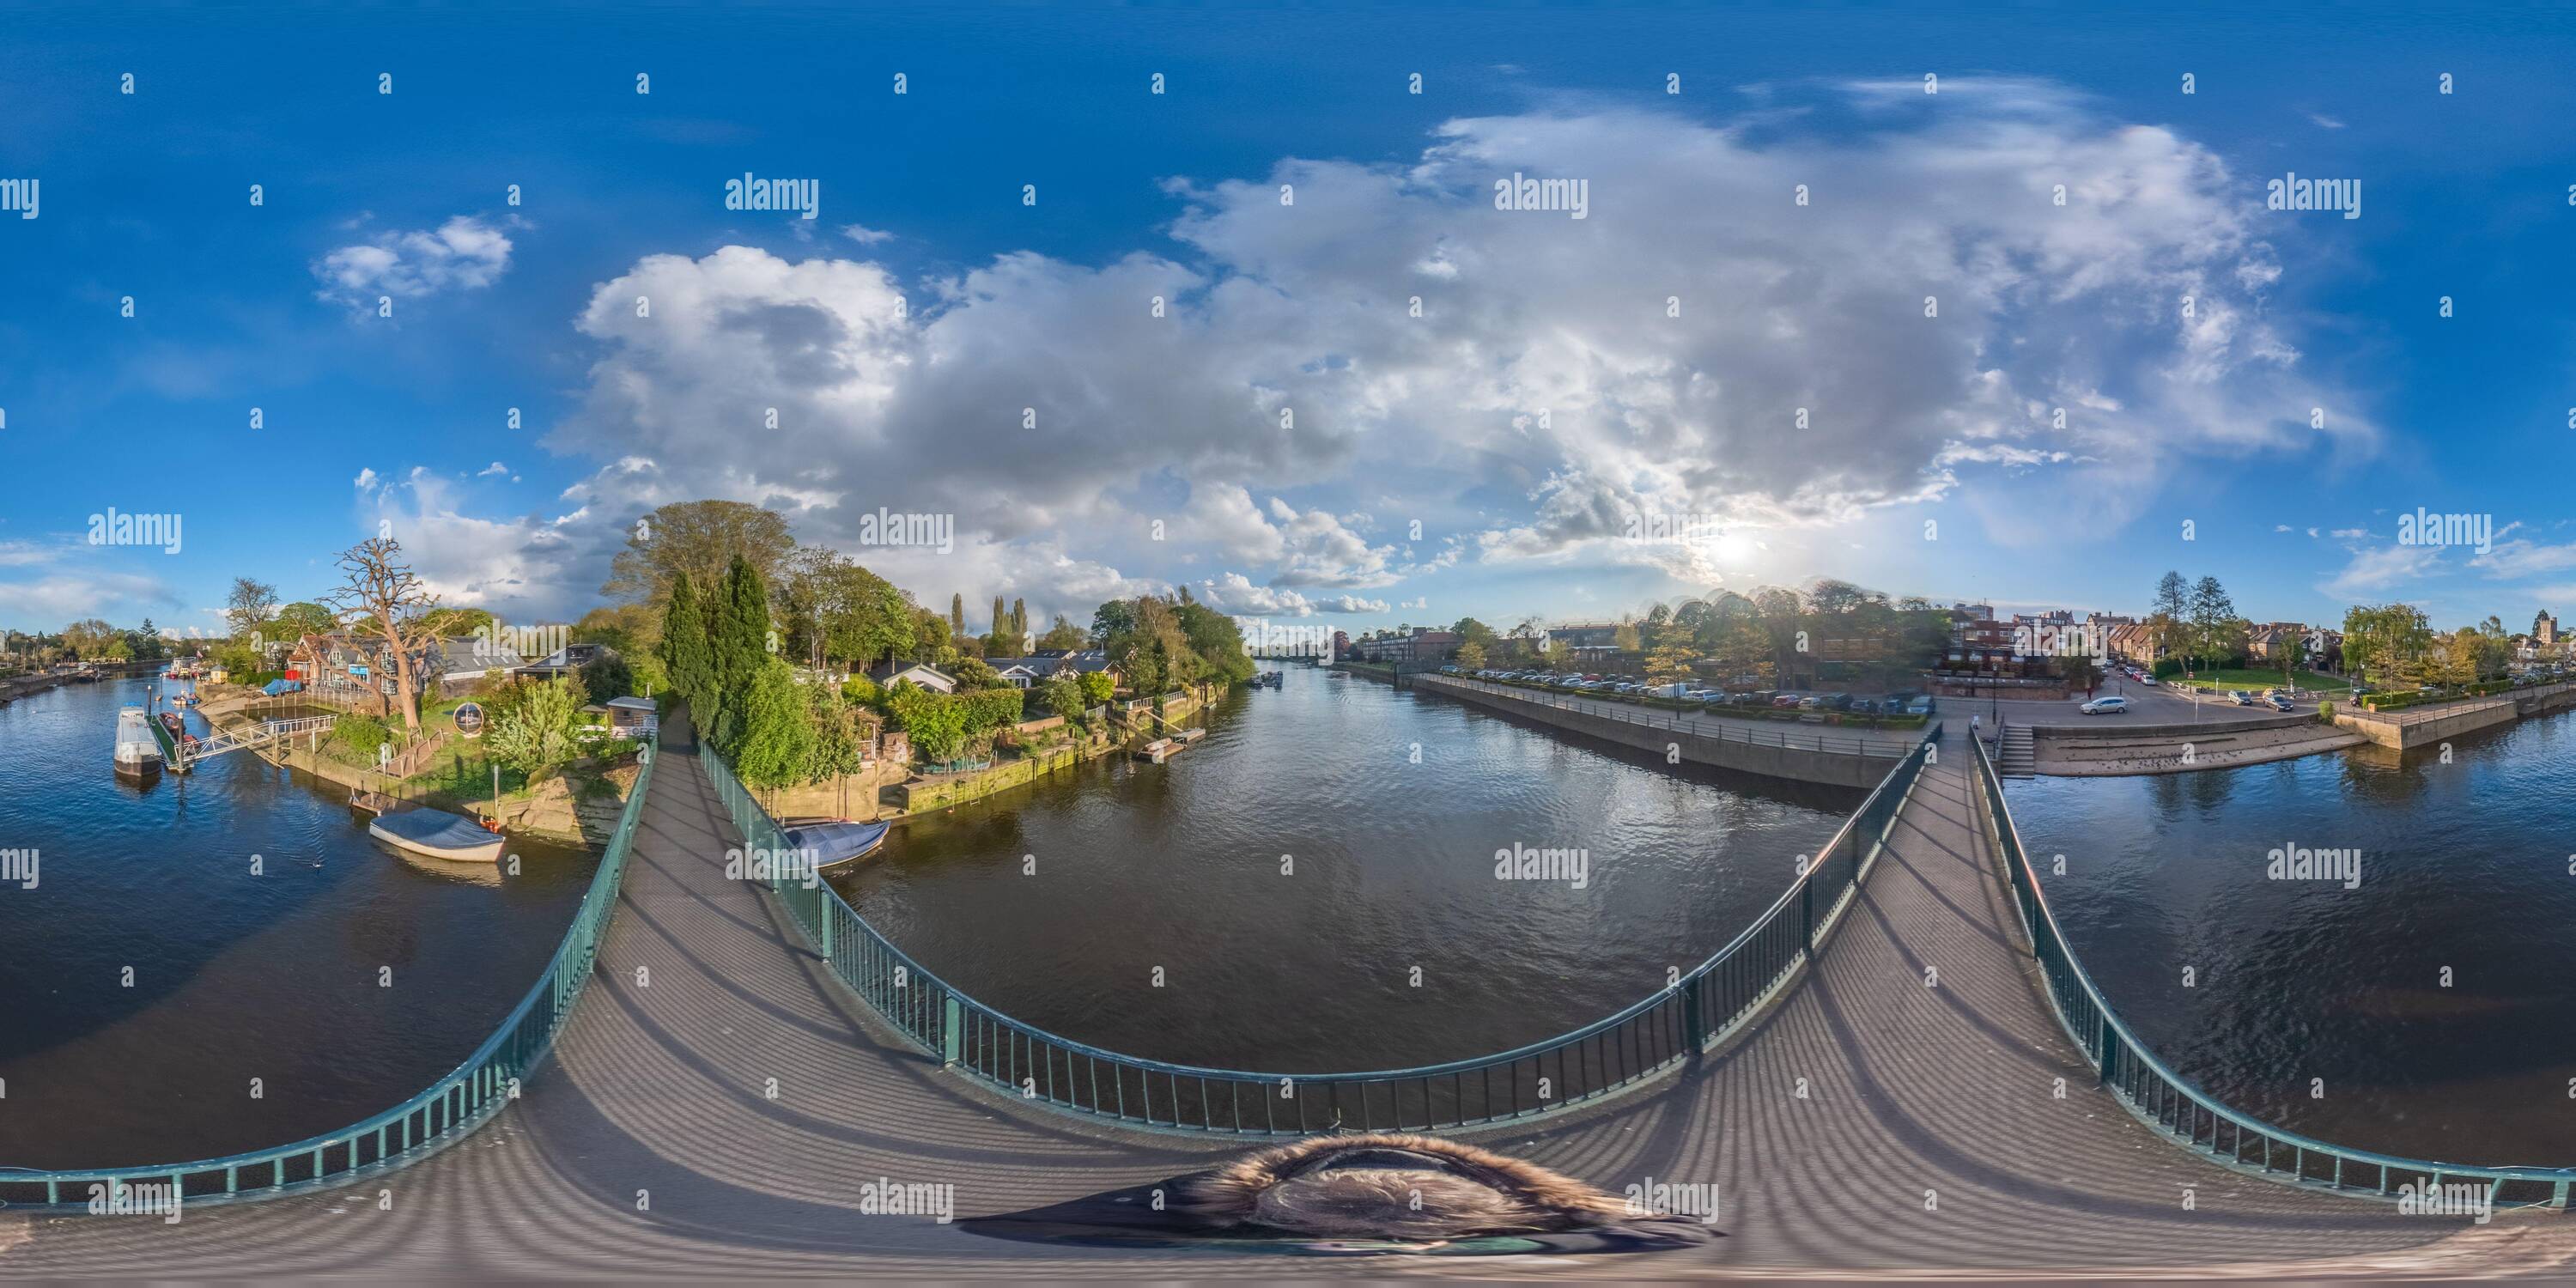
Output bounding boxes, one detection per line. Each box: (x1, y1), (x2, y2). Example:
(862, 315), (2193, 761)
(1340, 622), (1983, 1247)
(1801, 878), (1815, 956)
(942, 993), (963, 1067)
(1681, 981), (1706, 1052)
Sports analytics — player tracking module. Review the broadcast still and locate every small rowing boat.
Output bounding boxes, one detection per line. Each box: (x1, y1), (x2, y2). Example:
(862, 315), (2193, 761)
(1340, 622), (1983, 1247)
(369, 807), (507, 863)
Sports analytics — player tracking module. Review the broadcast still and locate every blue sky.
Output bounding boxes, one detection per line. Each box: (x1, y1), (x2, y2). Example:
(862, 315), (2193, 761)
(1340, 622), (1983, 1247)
(6, 4), (2576, 643)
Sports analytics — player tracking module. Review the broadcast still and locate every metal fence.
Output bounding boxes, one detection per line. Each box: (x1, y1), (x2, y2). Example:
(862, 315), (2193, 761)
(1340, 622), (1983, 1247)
(705, 724), (1940, 1134)
(1968, 734), (2576, 1210)
(1424, 675), (1918, 757)
(0, 746), (659, 1209)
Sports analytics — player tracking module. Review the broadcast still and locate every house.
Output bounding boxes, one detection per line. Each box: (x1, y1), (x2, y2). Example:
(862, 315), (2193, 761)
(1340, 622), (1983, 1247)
(983, 659), (1049, 689)
(1350, 628), (1463, 664)
(583, 695), (660, 738)
(514, 642), (608, 683)
(430, 635), (526, 694)
(869, 660), (958, 694)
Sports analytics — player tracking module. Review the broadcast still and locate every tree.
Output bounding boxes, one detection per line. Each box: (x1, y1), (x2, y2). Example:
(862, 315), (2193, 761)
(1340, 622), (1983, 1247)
(732, 659), (817, 789)
(226, 578), (279, 641)
(1078, 670), (1115, 705)
(1041, 672), (1089, 725)
(660, 572), (716, 716)
(486, 677), (580, 775)
(2184, 576), (2237, 671)
(1090, 599), (1137, 645)
(806, 681), (869, 787)
(579, 651), (636, 704)
(708, 555), (774, 750)
(270, 601), (339, 644)
(322, 538), (439, 734)
(950, 593), (965, 640)
(1011, 598), (1027, 641)
(950, 657), (1003, 690)
(2342, 603), (2433, 688)
(991, 595), (1009, 639)
(1455, 640), (1488, 670)
(1037, 614), (1087, 652)
(603, 500), (793, 609)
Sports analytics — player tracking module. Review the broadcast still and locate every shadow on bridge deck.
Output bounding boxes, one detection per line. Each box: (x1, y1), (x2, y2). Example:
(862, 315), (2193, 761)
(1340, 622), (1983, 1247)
(8, 724), (2569, 1279)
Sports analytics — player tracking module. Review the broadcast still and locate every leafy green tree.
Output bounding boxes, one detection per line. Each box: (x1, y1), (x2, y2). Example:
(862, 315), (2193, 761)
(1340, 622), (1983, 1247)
(659, 572), (715, 718)
(1078, 670), (1115, 705)
(805, 680), (869, 785)
(1090, 599), (1137, 645)
(604, 499), (793, 608)
(579, 651), (635, 705)
(1036, 614), (1088, 652)
(270, 601), (339, 644)
(1011, 598), (1027, 641)
(486, 677), (579, 774)
(1042, 673), (1089, 725)
(950, 656), (1003, 690)
(1455, 640), (1487, 670)
(2342, 603), (2433, 688)
(950, 593), (965, 640)
(732, 659), (816, 789)
(888, 685), (970, 764)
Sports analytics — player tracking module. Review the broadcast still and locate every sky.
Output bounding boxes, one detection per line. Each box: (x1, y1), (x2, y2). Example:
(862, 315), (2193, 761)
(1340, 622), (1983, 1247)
(6, 4), (2576, 644)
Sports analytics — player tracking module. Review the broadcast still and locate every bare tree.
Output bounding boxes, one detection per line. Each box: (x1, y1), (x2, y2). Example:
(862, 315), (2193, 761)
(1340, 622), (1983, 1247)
(225, 577), (280, 642)
(323, 538), (440, 733)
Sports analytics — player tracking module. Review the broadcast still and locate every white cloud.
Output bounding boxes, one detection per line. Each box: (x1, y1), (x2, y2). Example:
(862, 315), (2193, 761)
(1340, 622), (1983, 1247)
(841, 224), (896, 245)
(354, 467), (380, 491)
(314, 216), (513, 306)
(477, 461), (510, 477)
(2321, 544), (2444, 599)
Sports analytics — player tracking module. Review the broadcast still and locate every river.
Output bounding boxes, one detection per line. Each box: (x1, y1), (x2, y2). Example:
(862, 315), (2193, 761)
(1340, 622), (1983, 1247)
(2005, 712), (2576, 1164)
(835, 667), (1862, 1072)
(0, 677), (596, 1170)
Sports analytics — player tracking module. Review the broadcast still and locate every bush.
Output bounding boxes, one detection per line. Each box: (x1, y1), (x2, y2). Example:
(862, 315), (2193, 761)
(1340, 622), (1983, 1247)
(331, 714), (393, 762)
(2151, 659), (2183, 679)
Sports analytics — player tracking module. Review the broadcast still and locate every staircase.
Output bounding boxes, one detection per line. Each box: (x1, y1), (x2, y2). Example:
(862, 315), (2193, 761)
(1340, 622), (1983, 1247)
(1998, 723), (2037, 779)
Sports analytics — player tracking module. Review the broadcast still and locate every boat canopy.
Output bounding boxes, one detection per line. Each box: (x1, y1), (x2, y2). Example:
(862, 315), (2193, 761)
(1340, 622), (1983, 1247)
(371, 807), (498, 854)
(781, 819), (891, 869)
(263, 678), (304, 696)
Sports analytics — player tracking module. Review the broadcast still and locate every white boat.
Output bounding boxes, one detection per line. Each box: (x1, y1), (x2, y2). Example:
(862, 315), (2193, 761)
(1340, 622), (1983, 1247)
(369, 807), (507, 863)
(113, 705), (162, 779)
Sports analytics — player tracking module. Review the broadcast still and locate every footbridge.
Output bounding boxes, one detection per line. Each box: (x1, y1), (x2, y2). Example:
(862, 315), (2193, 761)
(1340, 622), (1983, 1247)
(164, 714), (337, 772)
(8, 715), (2572, 1277)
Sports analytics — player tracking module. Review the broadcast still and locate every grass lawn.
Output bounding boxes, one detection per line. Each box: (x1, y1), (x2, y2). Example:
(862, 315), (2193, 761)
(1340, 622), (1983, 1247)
(2162, 667), (2351, 692)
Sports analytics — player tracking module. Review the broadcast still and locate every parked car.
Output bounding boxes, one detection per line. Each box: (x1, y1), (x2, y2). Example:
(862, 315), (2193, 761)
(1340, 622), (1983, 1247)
(2079, 696), (2129, 715)
(1905, 696), (1935, 716)
(2136, 675), (2157, 686)
(2228, 690), (2254, 706)
(2267, 693), (2296, 712)
(1771, 692), (1805, 708)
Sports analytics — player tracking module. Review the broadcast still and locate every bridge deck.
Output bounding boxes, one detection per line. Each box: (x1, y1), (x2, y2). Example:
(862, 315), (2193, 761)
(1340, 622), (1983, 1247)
(7, 724), (2567, 1277)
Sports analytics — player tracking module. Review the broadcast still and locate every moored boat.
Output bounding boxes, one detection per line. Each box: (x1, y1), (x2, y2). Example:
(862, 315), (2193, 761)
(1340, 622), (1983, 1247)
(368, 807), (507, 863)
(780, 818), (892, 870)
(113, 705), (162, 779)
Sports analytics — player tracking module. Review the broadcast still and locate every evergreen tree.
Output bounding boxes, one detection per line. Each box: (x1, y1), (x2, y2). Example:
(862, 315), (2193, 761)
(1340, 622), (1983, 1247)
(950, 593), (964, 640)
(661, 572), (716, 720)
(1010, 597), (1027, 642)
(992, 595), (1008, 638)
(709, 555), (774, 750)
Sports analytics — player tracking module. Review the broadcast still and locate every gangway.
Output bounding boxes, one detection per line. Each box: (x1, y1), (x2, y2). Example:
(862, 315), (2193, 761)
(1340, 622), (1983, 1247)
(168, 714), (336, 772)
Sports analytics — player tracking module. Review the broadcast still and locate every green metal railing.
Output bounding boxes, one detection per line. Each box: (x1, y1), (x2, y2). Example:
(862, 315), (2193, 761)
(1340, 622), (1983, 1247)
(0, 747), (658, 1209)
(706, 724), (1940, 1134)
(1968, 733), (2576, 1210)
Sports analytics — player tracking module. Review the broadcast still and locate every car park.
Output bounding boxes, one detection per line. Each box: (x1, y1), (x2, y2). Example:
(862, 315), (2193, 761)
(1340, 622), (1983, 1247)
(2079, 696), (2129, 715)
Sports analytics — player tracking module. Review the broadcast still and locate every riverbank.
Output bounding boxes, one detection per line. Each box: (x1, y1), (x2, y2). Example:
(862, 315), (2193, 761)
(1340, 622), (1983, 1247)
(1412, 673), (1905, 788)
(884, 682), (1224, 817)
(201, 692), (632, 848)
(2032, 715), (2368, 775)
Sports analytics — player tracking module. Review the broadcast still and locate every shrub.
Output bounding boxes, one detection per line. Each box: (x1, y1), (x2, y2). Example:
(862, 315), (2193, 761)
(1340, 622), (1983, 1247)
(2150, 659), (2183, 679)
(331, 714), (393, 762)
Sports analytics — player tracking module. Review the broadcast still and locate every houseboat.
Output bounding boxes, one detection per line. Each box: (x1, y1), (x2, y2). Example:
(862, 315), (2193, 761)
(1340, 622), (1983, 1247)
(113, 705), (162, 779)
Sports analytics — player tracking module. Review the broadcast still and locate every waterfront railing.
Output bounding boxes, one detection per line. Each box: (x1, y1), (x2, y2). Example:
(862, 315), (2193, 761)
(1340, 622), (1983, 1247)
(0, 747), (658, 1209)
(704, 723), (1939, 1135)
(1967, 733), (2576, 1210)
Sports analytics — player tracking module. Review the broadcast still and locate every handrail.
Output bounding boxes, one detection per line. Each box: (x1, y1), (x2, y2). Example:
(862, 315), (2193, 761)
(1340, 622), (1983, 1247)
(705, 721), (1942, 1134)
(0, 747), (659, 1208)
(1967, 734), (2576, 1210)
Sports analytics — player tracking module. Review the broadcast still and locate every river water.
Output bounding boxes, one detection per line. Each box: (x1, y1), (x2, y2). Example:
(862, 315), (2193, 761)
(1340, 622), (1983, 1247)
(836, 667), (1862, 1072)
(0, 677), (595, 1170)
(2005, 713), (2576, 1165)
